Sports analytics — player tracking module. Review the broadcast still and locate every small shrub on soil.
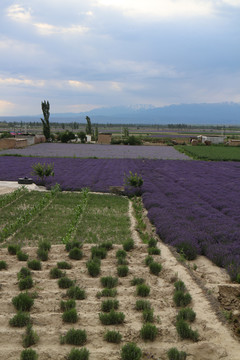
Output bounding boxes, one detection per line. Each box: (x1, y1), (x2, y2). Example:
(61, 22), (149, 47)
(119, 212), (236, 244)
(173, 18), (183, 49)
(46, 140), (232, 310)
(62, 308), (78, 323)
(12, 293), (34, 311)
(117, 265), (129, 277)
(145, 255), (154, 266)
(96, 288), (117, 298)
(173, 291), (192, 307)
(176, 319), (199, 341)
(22, 324), (39, 348)
(99, 310), (125, 325)
(104, 330), (122, 343)
(18, 267), (31, 279)
(117, 257), (128, 265)
(148, 247), (160, 255)
(131, 277), (145, 286)
(60, 299), (76, 311)
(17, 251), (29, 261)
(20, 349), (38, 360)
(37, 248), (48, 261)
(9, 311), (31, 327)
(149, 262), (162, 276)
(121, 342), (142, 360)
(67, 348), (89, 360)
(58, 277), (74, 289)
(67, 286), (86, 300)
(19, 276), (33, 291)
(50, 267), (65, 279)
(38, 240), (51, 251)
(100, 241), (113, 251)
(176, 308), (196, 322)
(61, 328), (87, 345)
(101, 299), (119, 312)
(57, 261), (72, 269)
(65, 240), (83, 252)
(116, 249), (127, 259)
(8, 244), (20, 255)
(140, 323), (158, 341)
(174, 280), (186, 292)
(135, 299), (151, 311)
(69, 247), (83, 260)
(123, 238), (134, 252)
(27, 259), (41, 270)
(86, 259), (101, 277)
(176, 242), (197, 261)
(0, 260), (7, 270)
(143, 308), (154, 323)
(136, 284), (150, 297)
(100, 276), (118, 289)
(148, 237), (157, 248)
(167, 347), (187, 360)
(91, 246), (107, 259)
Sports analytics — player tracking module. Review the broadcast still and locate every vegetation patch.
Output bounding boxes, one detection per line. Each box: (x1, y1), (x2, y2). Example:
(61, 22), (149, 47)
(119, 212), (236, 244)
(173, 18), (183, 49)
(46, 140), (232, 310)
(99, 310), (125, 325)
(60, 328), (87, 346)
(104, 330), (122, 343)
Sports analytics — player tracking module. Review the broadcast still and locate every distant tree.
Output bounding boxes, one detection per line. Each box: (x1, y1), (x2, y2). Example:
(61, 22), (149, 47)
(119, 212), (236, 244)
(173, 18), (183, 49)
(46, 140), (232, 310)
(123, 127), (129, 138)
(40, 100), (51, 140)
(85, 116), (92, 135)
(94, 125), (99, 142)
(78, 131), (86, 143)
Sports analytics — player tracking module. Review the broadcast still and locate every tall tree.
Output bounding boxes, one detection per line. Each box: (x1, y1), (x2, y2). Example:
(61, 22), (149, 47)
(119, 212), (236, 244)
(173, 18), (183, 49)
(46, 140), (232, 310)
(41, 100), (51, 140)
(85, 116), (92, 135)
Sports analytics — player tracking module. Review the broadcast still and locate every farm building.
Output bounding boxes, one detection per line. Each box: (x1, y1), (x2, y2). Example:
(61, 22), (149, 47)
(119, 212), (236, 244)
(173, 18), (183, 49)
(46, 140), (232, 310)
(197, 135), (226, 144)
(97, 133), (112, 144)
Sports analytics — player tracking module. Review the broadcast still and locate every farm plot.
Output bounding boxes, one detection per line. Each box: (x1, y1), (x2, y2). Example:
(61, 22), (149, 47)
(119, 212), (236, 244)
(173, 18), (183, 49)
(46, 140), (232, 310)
(176, 145), (240, 161)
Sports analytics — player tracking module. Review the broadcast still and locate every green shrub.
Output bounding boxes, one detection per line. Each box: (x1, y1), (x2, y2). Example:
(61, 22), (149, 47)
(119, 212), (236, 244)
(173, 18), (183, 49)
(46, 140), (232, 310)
(135, 299), (151, 311)
(123, 238), (134, 252)
(20, 349), (38, 360)
(148, 238), (157, 248)
(140, 323), (158, 341)
(167, 347), (187, 360)
(38, 240), (51, 251)
(18, 267), (31, 279)
(143, 308), (154, 323)
(8, 244), (20, 255)
(173, 291), (192, 307)
(27, 259), (41, 270)
(58, 277), (74, 289)
(91, 246), (107, 259)
(176, 242), (197, 261)
(117, 265), (129, 277)
(65, 240), (83, 252)
(116, 249), (127, 259)
(104, 330), (122, 343)
(136, 284), (150, 297)
(50, 267), (65, 279)
(117, 257), (128, 265)
(176, 319), (199, 341)
(22, 324), (39, 348)
(60, 299), (76, 311)
(145, 255), (154, 266)
(12, 293), (34, 311)
(19, 276), (33, 291)
(121, 342), (142, 360)
(57, 261), (72, 269)
(67, 286), (86, 300)
(0, 260), (7, 270)
(100, 276), (118, 289)
(97, 288), (117, 298)
(37, 248), (48, 261)
(149, 262), (162, 275)
(86, 259), (101, 277)
(62, 308), (78, 323)
(148, 247), (160, 255)
(174, 280), (186, 292)
(99, 310), (125, 325)
(131, 277), (145, 286)
(61, 328), (87, 345)
(100, 241), (113, 251)
(101, 299), (119, 312)
(176, 308), (196, 322)
(9, 311), (30, 327)
(17, 251), (29, 261)
(67, 348), (89, 360)
(69, 247), (83, 260)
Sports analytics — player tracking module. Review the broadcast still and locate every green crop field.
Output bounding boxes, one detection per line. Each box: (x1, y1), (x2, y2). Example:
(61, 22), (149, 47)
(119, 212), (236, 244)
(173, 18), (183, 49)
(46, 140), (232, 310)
(176, 145), (240, 161)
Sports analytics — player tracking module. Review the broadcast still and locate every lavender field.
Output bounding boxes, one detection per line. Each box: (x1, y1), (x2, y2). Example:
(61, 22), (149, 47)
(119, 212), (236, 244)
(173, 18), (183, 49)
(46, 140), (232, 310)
(0, 156), (239, 280)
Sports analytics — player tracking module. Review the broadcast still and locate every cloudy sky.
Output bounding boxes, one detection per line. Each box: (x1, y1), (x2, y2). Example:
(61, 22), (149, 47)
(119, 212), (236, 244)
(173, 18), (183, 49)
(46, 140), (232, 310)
(0, 0), (240, 116)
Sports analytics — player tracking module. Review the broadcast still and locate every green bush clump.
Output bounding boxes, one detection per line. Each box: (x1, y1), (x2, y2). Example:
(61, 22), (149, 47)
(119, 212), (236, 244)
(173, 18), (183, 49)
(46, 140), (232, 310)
(37, 248), (48, 261)
(101, 299), (119, 312)
(123, 238), (134, 252)
(140, 323), (158, 341)
(131, 277), (145, 286)
(143, 308), (154, 323)
(100, 276), (118, 289)
(135, 299), (151, 311)
(69, 247), (83, 260)
(9, 311), (31, 327)
(148, 238), (157, 248)
(100, 241), (113, 251)
(67, 348), (89, 360)
(20, 349), (38, 360)
(96, 288), (117, 298)
(50, 267), (65, 279)
(176, 319), (199, 341)
(117, 265), (129, 277)
(57, 261), (72, 269)
(121, 342), (142, 360)
(148, 247), (160, 255)
(38, 240), (51, 251)
(149, 262), (162, 275)
(62, 308), (78, 323)
(61, 328), (87, 345)
(0, 260), (7, 270)
(12, 293), (34, 312)
(8, 244), (20, 255)
(104, 330), (122, 343)
(18, 267), (31, 279)
(176, 242), (197, 261)
(60, 299), (76, 312)
(117, 257), (128, 265)
(27, 259), (41, 270)
(174, 280), (186, 292)
(173, 291), (192, 307)
(136, 284), (150, 297)
(86, 259), (101, 277)
(145, 255), (154, 266)
(99, 309), (125, 325)
(167, 347), (187, 360)
(17, 251), (29, 261)
(91, 246), (107, 259)
(176, 308), (196, 322)
(22, 324), (39, 348)
(116, 249), (127, 259)
(58, 277), (74, 289)
(19, 276), (33, 291)
(65, 240), (83, 252)
(67, 286), (86, 300)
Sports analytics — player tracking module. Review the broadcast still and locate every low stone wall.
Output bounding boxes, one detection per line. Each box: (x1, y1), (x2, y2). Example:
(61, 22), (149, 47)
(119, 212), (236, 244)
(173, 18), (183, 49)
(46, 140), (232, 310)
(15, 139), (27, 148)
(0, 138), (16, 150)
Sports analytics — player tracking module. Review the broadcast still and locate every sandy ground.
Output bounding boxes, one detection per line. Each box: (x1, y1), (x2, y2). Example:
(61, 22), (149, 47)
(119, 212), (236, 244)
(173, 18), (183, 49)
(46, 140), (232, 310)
(0, 184), (239, 359)
(0, 181), (46, 195)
